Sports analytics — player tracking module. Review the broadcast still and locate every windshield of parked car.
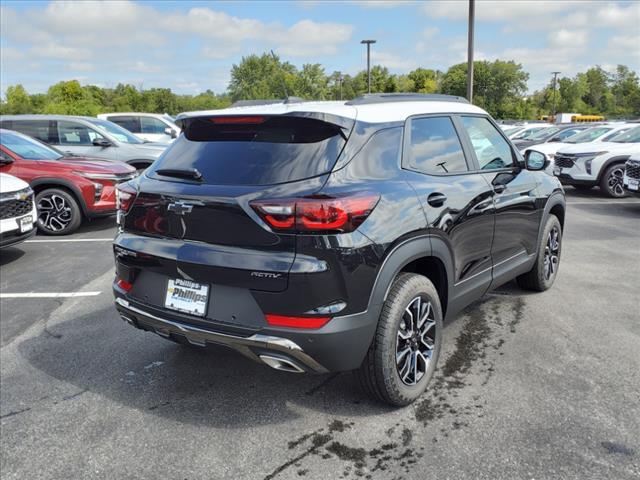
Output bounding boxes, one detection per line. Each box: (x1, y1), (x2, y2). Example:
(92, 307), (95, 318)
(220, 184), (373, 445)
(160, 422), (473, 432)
(564, 127), (612, 143)
(528, 126), (562, 141)
(502, 127), (520, 136)
(162, 114), (175, 124)
(88, 119), (144, 144)
(609, 126), (640, 143)
(512, 126), (548, 139)
(1, 130), (63, 160)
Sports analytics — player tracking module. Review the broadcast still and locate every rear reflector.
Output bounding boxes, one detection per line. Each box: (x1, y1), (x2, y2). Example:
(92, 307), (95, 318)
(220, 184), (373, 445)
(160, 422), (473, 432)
(265, 314), (331, 329)
(115, 279), (133, 292)
(250, 192), (379, 233)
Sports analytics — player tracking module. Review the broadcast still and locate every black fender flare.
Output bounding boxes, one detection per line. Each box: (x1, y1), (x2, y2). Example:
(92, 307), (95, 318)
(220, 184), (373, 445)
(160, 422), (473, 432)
(365, 234), (454, 320)
(597, 156), (631, 183)
(536, 191), (566, 250)
(29, 177), (88, 217)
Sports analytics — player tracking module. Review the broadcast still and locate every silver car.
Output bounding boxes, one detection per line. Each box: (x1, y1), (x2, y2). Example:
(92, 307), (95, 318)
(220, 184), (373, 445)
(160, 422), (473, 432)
(0, 115), (167, 170)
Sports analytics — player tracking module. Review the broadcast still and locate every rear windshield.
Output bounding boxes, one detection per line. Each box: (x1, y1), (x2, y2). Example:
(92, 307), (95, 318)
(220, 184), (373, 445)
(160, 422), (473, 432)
(148, 116), (347, 185)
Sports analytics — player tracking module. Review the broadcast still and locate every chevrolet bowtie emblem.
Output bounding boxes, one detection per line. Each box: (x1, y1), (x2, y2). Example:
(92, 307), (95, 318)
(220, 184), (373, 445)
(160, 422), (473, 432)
(167, 201), (194, 215)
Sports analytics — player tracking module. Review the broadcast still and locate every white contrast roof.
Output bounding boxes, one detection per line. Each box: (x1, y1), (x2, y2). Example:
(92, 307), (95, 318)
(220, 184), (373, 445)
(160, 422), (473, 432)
(177, 99), (488, 124)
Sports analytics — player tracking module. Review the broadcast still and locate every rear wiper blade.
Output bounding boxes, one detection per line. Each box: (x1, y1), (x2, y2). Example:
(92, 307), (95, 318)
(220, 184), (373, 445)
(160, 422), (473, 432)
(156, 168), (203, 181)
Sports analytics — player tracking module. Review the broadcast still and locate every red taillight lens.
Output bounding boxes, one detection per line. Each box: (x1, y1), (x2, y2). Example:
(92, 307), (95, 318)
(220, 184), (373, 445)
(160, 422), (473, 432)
(265, 314), (331, 329)
(250, 192), (379, 233)
(115, 278), (133, 292)
(210, 116), (266, 125)
(116, 182), (137, 213)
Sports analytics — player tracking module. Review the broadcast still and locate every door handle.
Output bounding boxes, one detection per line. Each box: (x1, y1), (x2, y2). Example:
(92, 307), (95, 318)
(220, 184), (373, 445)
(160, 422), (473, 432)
(493, 183), (507, 194)
(427, 192), (447, 207)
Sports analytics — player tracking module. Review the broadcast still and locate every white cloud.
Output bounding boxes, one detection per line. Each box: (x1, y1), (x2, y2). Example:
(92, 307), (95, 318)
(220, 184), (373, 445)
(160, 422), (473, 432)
(370, 51), (417, 70)
(349, 1), (412, 8)
(548, 29), (588, 49)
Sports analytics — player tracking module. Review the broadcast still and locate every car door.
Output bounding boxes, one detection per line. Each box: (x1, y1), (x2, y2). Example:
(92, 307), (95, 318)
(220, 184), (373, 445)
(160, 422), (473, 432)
(458, 115), (541, 289)
(402, 115), (496, 310)
(55, 120), (113, 159)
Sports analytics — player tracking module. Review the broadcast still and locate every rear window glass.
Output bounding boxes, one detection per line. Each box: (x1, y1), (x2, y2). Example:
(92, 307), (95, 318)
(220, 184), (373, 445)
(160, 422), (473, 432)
(149, 116), (347, 185)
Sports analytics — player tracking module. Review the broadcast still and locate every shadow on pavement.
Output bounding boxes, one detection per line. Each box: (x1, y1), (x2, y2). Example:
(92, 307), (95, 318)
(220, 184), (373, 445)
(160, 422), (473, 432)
(18, 305), (393, 429)
(0, 247), (26, 266)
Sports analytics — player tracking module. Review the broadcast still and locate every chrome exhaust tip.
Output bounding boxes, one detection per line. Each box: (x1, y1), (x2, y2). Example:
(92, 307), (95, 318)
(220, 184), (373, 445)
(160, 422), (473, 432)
(259, 355), (305, 373)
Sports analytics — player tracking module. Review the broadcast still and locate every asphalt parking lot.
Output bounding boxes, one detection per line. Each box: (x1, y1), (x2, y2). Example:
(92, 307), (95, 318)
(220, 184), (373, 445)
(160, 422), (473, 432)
(1, 189), (639, 480)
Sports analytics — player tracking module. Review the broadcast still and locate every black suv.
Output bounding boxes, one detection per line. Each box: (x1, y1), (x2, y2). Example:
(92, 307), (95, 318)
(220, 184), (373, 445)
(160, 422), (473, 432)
(113, 94), (565, 406)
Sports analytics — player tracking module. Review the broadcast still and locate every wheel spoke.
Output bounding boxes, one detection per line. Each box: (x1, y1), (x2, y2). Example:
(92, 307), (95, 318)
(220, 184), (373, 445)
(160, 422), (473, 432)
(396, 295), (437, 387)
(396, 347), (411, 364)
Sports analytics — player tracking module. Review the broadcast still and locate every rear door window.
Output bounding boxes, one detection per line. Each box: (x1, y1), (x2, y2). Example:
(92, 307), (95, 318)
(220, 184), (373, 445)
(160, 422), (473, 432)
(57, 121), (105, 145)
(406, 116), (468, 174)
(2, 120), (57, 144)
(149, 116), (348, 185)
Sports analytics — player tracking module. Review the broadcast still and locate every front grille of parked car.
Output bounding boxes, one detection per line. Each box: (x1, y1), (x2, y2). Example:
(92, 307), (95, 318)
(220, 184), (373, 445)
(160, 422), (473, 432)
(555, 154), (575, 169)
(625, 161), (640, 180)
(0, 189), (33, 220)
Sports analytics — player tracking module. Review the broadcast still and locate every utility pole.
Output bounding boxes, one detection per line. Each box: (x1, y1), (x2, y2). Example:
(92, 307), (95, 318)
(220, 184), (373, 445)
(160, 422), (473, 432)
(466, 0), (475, 102)
(338, 74), (344, 100)
(361, 39), (376, 93)
(551, 71), (561, 120)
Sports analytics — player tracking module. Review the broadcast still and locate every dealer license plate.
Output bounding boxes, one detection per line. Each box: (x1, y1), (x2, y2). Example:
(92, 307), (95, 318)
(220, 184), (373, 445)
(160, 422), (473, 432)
(164, 278), (209, 317)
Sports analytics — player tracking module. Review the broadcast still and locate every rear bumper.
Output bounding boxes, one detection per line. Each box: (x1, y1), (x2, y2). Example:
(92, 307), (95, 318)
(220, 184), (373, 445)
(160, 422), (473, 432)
(114, 294), (379, 373)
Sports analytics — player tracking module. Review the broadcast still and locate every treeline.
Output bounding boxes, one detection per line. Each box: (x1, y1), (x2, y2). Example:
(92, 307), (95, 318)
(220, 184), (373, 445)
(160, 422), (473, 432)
(1, 53), (639, 120)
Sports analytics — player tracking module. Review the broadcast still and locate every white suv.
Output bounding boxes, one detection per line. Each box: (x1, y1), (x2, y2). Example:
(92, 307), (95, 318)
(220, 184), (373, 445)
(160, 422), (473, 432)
(0, 173), (37, 248)
(623, 154), (640, 196)
(552, 126), (640, 197)
(97, 113), (181, 143)
(525, 124), (633, 164)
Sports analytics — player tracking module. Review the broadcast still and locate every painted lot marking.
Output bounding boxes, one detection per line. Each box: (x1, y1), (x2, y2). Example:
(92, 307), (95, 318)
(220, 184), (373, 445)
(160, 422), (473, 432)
(25, 238), (113, 243)
(0, 292), (102, 299)
(568, 201), (640, 206)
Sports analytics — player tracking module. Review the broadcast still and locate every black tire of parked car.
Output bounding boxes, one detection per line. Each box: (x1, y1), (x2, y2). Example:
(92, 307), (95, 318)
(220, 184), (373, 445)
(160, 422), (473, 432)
(35, 188), (82, 235)
(355, 273), (443, 406)
(517, 214), (562, 292)
(599, 163), (628, 198)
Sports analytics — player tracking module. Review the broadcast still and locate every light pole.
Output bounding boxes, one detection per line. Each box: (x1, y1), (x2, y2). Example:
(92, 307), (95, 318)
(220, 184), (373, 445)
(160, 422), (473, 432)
(551, 71), (561, 120)
(467, 0), (475, 102)
(361, 39), (376, 93)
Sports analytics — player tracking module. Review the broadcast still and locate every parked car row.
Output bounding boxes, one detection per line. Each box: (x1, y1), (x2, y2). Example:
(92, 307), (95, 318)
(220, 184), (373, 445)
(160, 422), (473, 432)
(518, 124), (640, 198)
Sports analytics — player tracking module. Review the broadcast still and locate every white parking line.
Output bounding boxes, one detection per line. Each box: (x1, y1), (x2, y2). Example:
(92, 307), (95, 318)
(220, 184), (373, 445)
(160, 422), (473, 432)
(25, 238), (113, 243)
(0, 292), (102, 298)
(568, 201), (640, 205)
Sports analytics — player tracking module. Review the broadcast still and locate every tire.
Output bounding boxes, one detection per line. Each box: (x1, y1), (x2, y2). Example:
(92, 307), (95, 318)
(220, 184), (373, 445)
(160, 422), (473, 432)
(35, 188), (82, 235)
(355, 273), (443, 406)
(599, 163), (628, 198)
(572, 185), (593, 191)
(517, 214), (562, 291)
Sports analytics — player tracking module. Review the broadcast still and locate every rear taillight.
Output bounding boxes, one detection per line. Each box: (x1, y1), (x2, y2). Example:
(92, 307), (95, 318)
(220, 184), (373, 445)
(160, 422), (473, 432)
(250, 192), (379, 233)
(116, 182), (137, 213)
(265, 314), (331, 329)
(210, 116), (266, 125)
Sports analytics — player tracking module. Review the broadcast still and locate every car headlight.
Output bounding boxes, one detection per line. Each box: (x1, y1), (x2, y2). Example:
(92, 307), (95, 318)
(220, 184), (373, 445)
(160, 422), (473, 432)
(73, 171), (122, 181)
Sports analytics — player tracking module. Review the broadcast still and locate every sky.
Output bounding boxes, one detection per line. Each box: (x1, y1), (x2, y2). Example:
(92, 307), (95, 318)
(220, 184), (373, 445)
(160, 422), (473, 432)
(1, 0), (639, 97)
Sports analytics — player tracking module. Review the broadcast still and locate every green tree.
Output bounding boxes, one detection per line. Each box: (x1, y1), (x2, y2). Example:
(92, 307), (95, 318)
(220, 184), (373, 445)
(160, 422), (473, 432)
(295, 63), (329, 100)
(0, 85), (33, 114)
(43, 80), (100, 115)
(407, 68), (438, 93)
(228, 53), (297, 101)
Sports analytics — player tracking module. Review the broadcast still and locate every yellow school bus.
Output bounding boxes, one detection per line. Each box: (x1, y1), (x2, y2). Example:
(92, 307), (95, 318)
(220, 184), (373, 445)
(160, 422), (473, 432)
(571, 115), (605, 123)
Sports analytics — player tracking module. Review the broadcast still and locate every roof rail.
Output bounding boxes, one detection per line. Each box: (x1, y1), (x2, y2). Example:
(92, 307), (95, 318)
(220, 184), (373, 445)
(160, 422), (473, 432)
(346, 93), (469, 106)
(231, 97), (305, 108)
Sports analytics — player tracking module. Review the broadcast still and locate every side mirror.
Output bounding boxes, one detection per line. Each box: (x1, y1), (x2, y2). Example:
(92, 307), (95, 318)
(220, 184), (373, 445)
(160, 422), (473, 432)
(525, 150), (548, 171)
(92, 137), (112, 147)
(164, 127), (178, 139)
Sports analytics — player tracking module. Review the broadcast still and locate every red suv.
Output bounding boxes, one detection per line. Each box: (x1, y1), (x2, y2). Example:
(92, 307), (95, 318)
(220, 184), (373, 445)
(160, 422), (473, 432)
(0, 129), (136, 235)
